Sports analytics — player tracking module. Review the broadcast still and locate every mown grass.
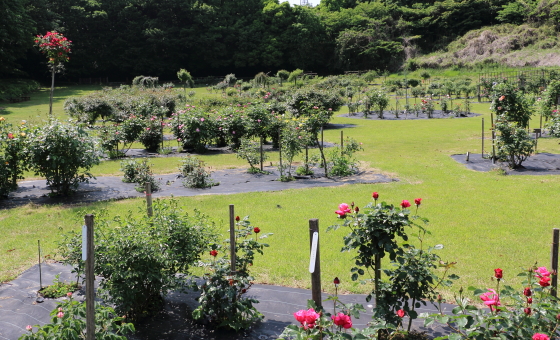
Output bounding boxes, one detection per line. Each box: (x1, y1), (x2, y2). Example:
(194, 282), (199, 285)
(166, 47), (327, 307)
(1, 85), (560, 301)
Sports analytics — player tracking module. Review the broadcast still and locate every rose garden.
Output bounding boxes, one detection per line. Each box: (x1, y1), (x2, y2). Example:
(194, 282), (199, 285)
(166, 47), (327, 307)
(3, 32), (560, 340)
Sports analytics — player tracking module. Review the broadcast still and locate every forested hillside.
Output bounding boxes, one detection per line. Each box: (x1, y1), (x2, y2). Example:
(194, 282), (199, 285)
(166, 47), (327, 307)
(3, 0), (560, 80)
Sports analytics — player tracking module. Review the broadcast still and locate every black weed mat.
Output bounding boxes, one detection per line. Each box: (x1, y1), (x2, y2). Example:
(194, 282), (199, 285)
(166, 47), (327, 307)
(451, 152), (560, 175)
(0, 167), (396, 209)
(0, 263), (453, 340)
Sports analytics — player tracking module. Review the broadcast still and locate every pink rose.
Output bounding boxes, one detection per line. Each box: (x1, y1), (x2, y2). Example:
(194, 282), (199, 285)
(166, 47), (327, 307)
(57, 311), (64, 318)
(293, 308), (320, 329)
(535, 267), (551, 277)
(532, 334), (550, 340)
(26, 325), (32, 331)
(396, 309), (405, 318)
(480, 289), (500, 311)
(400, 200), (411, 208)
(335, 203), (352, 218)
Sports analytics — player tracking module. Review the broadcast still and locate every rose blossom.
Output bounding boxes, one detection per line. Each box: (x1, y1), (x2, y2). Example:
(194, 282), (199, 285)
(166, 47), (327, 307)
(396, 309), (405, 318)
(535, 267), (551, 278)
(332, 312), (352, 329)
(532, 334), (550, 340)
(523, 287), (532, 296)
(210, 250), (218, 257)
(57, 311), (64, 318)
(372, 192), (379, 200)
(539, 276), (551, 287)
(253, 227), (260, 234)
(494, 268), (503, 279)
(480, 289), (500, 311)
(26, 325), (32, 331)
(335, 203), (352, 218)
(414, 198), (422, 206)
(400, 200), (411, 208)
(293, 308), (320, 329)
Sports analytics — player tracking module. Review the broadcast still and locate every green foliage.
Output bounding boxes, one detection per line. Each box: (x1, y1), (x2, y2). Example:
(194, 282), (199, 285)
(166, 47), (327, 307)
(0, 118), (29, 196)
(192, 216), (271, 330)
(491, 82), (534, 128)
(120, 158), (160, 192)
(539, 79), (560, 119)
(236, 138), (266, 171)
(328, 196), (456, 327)
(179, 156), (217, 188)
(288, 69), (304, 86)
(177, 69), (194, 88)
(0, 79), (40, 102)
(19, 295), (134, 340)
(423, 266), (560, 340)
(328, 137), (363, 177)
(58, 201), (216, 319)
(38, 274), (78, 299)
(26, 119), (101, 195)
(495, 120), (535, 169)
(138, 115), (164, 151)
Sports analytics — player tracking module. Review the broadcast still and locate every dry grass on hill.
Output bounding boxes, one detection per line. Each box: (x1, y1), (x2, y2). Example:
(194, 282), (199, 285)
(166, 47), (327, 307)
(416, 24), (560, 68)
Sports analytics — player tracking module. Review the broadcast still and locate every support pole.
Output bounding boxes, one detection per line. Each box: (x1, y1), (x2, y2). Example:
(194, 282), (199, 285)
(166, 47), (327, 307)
(482, 118), (484, 157)
(145, 182), (153, 217)
(84, 214), (95, 340)
(340, 131), (344, 156)
(229, 205), (236, 276)
(38, 240), (42, 289)
(551, 228), (559, 297)
(49, 67), (55, 117)
(260, 136), (264, 172)
(309, 219), (322, 308)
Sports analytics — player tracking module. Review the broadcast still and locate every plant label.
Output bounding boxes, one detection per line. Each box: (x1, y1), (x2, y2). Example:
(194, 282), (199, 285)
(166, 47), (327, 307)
(82, 225), (87, 261)
(309, 231), (318, 273)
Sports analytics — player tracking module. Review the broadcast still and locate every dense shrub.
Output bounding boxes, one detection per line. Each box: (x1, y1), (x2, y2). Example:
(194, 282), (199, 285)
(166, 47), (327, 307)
(26, 119), (101, 195)
(0, 79), (40, 101)
(59, 201), (216, 319)
(179, 155), (217, 188)
(120, 158), (160, 192)
(0, 118), (29, 196)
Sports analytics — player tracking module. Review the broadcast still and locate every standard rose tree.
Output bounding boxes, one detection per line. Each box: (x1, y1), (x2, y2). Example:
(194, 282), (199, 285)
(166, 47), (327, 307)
(35, 32), (72, 116)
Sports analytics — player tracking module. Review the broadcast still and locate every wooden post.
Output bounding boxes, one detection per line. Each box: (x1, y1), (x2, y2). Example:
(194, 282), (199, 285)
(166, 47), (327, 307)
(260, 136), (264, 172)
(38, 240), (42, 289)
(374, 253), (381, 307)
(49, 67), (55, 117)
(490, 111), (496, 164)
(229, 205), (236, 276)
(145, 182), (153, 217)
(278, 128), (283, 178)
(84, 214), (95, 340)
(551, 228), (559, 297)
(341, 131), (344, 156)
(309, 219), (322, 308)
(482, 118), (484, 157)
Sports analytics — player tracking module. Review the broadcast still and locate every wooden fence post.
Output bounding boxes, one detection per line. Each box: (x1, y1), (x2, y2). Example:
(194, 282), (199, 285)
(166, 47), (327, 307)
(309, 219), (322, 308)
(551, 228), (559, 297)
(145, 182), (153, 217)
(229, 205), (236, 275)
(84, 214), (95, 340)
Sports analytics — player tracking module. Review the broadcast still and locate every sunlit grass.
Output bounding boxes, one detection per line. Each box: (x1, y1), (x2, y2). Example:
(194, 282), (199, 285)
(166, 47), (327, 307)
(1, 85), (560, 301)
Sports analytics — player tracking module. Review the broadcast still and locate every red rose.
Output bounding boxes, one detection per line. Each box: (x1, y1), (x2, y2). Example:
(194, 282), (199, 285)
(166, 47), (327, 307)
(414, 198), (422, 206)
(494, 268), (503, 279)
(210, 250), (218, 257)
(524, 307), (532, 315)
(372, 192), (379, 200)
(333, 277), (340, 285)
(527, 298), (533, 304)
(354, 207), (359, 213)
(235, 216), (240, 221)
(253, 227), (260, 234)
(400, 200), (411, 208)
(539, 276), (551, 287)
(523, 287), (532, 297)
(396, 309), (405, 318)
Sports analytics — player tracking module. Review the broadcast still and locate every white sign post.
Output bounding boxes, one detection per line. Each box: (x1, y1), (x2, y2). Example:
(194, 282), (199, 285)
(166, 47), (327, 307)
(309, 232), (318, 273)
(81, 225), (87, 261)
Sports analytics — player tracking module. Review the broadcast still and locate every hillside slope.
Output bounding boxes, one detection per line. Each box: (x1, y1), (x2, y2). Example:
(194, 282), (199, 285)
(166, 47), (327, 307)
(415, 24), (560, 68)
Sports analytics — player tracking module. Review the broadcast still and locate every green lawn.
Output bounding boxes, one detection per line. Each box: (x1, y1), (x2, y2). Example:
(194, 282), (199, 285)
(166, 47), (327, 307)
(1, 85), (559, 301)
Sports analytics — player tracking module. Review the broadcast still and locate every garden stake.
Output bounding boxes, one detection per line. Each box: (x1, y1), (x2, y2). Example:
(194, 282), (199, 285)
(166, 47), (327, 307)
(482, 118), (484, 157)
(84, 214), (95, 340)
(490, 111), (496, 164)
(340, 131), (344, 156)
(260, 136), (264, 172)
(278, 128), (283, 178)
(38, 240), (42, 289)
(229, 204), (236, 276)
(145, 182), (153, 217)
(309, 219), (322, 308)
(49, 67), (55, 116)
(551, 228), (559, 297)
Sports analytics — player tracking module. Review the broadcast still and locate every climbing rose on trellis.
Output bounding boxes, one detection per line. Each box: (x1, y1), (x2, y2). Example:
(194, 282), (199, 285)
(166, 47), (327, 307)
(35, 31), (72, 65)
